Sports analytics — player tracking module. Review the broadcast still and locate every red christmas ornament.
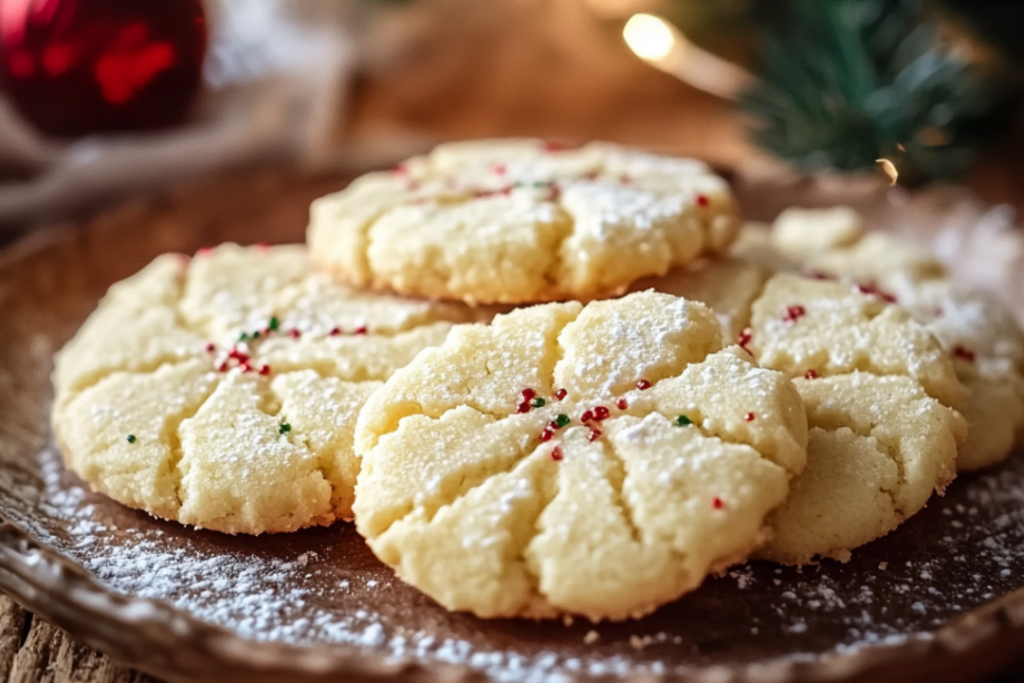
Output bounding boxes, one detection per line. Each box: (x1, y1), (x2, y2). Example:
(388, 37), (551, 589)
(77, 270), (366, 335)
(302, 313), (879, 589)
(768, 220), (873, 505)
(0, 0), (207, 137)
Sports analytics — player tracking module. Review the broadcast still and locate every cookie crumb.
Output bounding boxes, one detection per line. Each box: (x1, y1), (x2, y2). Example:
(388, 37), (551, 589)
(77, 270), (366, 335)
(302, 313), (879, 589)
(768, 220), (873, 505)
(562, 615), (574, 627)
(878, 561), (889, 571)
(583, 630), (600, 645)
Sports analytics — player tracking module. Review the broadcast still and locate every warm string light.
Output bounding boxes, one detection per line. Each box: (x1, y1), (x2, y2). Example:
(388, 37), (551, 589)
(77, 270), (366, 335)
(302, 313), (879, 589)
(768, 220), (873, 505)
(622, 13), (755, 101)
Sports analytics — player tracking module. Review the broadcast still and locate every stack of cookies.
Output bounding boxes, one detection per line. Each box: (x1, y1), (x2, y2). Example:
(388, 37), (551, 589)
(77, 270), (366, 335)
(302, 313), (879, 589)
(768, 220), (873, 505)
(51, 139), (1024, 623)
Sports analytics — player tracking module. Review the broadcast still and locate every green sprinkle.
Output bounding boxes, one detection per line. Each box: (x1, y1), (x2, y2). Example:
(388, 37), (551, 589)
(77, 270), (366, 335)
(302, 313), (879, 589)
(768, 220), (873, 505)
(279, 423), (291, 435)
(532, 180), (549, 188)
(126, 434), (137, 443)
(531, 398), (546, 408)
(269, 316), (280, 331)
(238, 332), (249, 342)
(675, 415), (692, 427)
(252, 330), (261, 339)
(555, 413), (571, 428)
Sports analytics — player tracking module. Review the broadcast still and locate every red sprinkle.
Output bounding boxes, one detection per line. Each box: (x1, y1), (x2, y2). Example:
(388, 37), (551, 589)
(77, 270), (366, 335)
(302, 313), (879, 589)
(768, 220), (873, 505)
(805, 369), (819, 380)
(258, 364), (271, 376)
(782, 305), (807, 324)
(542, 139), (567, 153)
(354, 325), (368, 335)
(539, 427), (555, 442)
(588, 429), (602, 442)
(554, 388), (568, 400)
(712, 497), (724, 510)
(517, 401), (532, 414)
(581, 409), (595, 423)
(737, 327), (754, 353)
(636, 378), (652, 391)
(745, 412), (756, 422)
(492, 163), (507, 175)
(695, 194), (709, 208)
(953, 345), (976, 362)
(855, 282), (897, 304)
(196, 247), (212, 257)
(617, 398), (628, 410)
(592, 406), (611, 421)
(217, 361), (228, 372)
(522, 388), (537, 400)
(551, 446), (564, 461)
(205, 342), (215, 353)
(255, 242), (269, 251)
(391, 161), (408, 175)
(329, 326), (341, 336)
(289, 329), (302, 339)
(808, 271), (834, 281)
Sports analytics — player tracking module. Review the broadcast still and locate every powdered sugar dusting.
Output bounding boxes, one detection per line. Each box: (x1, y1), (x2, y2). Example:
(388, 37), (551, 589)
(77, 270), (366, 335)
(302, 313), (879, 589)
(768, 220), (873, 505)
(11, 441), (1022, 680)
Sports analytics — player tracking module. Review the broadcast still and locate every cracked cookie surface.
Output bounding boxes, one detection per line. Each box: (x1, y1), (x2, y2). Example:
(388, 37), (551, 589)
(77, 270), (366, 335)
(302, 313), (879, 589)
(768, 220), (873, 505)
(651, 266), (968, 564)
(52, 244), (485, 535)
(307, 139), (741, 305)
(352, 291), (808, 621)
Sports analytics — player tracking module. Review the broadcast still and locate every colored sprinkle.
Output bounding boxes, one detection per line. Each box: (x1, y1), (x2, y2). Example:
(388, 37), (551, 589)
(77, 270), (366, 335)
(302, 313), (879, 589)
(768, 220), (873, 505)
(205, 342), (215, 353)
(269, 316), (280, 331)
(278, 423), (291, 435)
(532, 181), (549, 189)
(259, 364), (271, 376)
(855, 283), (897, 304)
(289, 329), (301, 339)
(492, 163), (507, 175)
(238, 332), (249, 342)
(636, 378), (652, 391)
(217, 361), (228, 372)
(354, 325), (368, 335)
(581, 409), (594, 423)
(539, 427), (555, 442)
(531, 397), (547, 409)
(391, 161), (408, 175)
(516, 401), (532, 414)
(329, 326), (341, 336)
(712, 496), (724, 510)
(554, 388), (568, 400)
(522, 388), (537, 400)
(675, 415), (692, 427)
(953, 345), (976, 362)
(255, 242), (269, 251)
(588, 429), (602, 442)
(805, 369), (819, 380)
(782, 305), (806, 324)
(126, 434), (136, 443)
(745, 412), (756, 422)
(695, 194), (709, 207)
(592, 406), (610, 421)
(542, 139), (566, 153)
(616, 398), (628, 410)
(252, 330), (261, 339)
(551, 446), (564, 461)
(196, 247), (212, 257)
(555, 414), (571, 428)
(737, 327), (753, 353)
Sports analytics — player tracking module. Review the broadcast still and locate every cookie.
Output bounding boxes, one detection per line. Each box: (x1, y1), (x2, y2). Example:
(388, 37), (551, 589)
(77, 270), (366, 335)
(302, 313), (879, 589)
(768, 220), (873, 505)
(308, 139), (741, 305)
(647, 265), (968, 564)
(352, 291), (808, 621)
(53, 244), (484, 535)
(748, 275), (967, 564)
(762, 208), (1024, 471)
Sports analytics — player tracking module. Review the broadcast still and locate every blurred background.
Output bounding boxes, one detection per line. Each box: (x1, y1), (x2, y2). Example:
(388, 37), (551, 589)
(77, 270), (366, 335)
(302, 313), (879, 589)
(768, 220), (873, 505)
(1, 0), (1024, 226)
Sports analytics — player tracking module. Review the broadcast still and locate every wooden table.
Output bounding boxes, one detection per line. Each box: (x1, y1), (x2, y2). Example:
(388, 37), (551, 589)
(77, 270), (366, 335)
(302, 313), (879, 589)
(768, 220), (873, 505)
(7, 2), (1024, 680)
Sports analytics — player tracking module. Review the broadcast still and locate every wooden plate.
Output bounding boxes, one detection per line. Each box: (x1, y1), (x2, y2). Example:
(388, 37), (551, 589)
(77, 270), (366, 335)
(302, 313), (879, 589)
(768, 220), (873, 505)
(0, 170), (1022, 683)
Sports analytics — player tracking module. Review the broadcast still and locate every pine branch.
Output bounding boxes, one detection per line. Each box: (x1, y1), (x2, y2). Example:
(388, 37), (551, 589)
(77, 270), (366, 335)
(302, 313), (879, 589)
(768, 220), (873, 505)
(740, 0), (996, 184)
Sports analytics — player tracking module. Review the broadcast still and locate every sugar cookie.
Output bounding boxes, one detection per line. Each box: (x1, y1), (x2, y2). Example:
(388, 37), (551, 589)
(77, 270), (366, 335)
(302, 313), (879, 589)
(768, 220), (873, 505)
(353, 291), (807, 621)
